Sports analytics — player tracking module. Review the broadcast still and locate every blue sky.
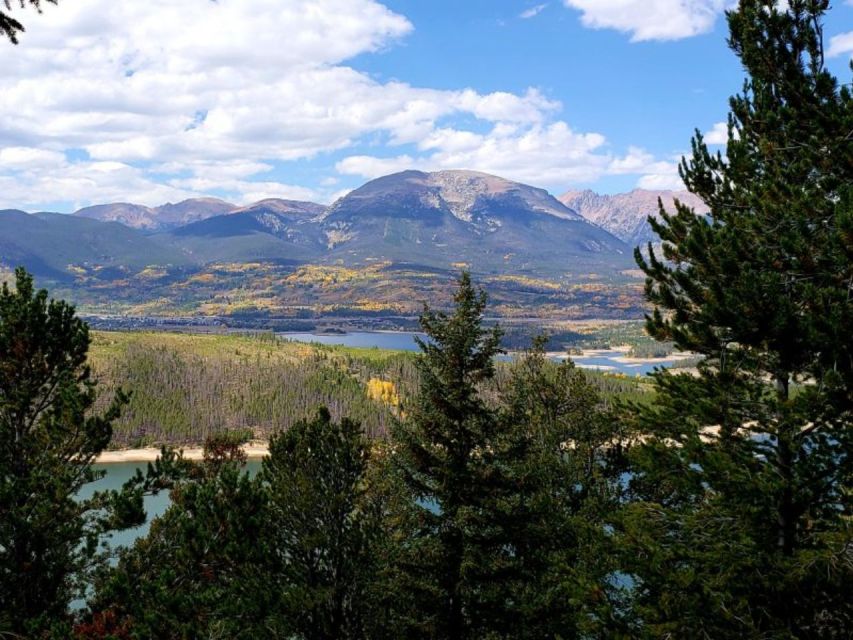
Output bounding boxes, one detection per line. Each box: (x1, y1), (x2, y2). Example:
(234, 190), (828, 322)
(1, 0), (852, 211)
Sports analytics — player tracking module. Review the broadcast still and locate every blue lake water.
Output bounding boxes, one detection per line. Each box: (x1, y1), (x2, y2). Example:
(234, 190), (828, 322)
(279, 330), (428, 351)
(80, 461), (262, 550)
(279, 331), (678, 376)
(563, 349), (679, 376)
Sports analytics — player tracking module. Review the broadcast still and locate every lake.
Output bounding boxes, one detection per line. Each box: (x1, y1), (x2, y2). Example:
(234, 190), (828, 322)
(80, 461), (263, 550)
(279, 331), (679, 376)
(563, 349), (680, 376)
(279, 330), (429, 351)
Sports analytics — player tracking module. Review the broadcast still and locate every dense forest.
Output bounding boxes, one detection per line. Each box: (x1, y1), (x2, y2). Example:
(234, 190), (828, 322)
(1, 1), (852, 638)
(88, 330), (651, 447)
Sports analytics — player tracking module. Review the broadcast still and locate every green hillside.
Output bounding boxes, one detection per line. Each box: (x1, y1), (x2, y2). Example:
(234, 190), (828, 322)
(0, 210), (190, 278)
(89, 330), (652, 447)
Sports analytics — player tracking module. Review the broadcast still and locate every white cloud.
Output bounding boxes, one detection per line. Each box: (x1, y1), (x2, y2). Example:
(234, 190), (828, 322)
(0, 147), (67, 170)
(608, 146), (674, 175)
(337, 122), (612, 185)
(520, 4), (548, 19)
(0, 151), (326, 209)
(180, 180), (321, 205)
(454, 88), (558, 124)
(2, 0), (575, 207)
(336, 155), (417, 179)
(1, 0), (682, 207)
(0, 159), (196, 209)
(827, 31), (853, 58)
(704, 121), (729, 144)
(609, 147), (683, 190)
(562, 0), (730, 41)
(337, 126), (679, 189)
(637, 172), (685, 190)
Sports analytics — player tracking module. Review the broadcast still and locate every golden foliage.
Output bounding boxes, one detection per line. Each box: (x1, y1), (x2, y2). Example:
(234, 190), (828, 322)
(137, 266), (168, 279)
(367, 378), (400, 409)
(491, 275), (561, 290)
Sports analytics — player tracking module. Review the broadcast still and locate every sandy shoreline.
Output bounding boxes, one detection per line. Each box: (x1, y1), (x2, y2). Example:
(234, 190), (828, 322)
(96, 442), (270, 464)
(545, 345), (694, 365)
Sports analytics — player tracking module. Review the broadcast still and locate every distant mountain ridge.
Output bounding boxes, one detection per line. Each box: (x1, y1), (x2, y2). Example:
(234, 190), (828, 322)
(75, 197), (238, 231)
(233, 199), (326, 218)
(0, 209), (191, 279)
(163, 198), (326, 263)
(559, 189), (708, 247)
(4, 170), (640, 281)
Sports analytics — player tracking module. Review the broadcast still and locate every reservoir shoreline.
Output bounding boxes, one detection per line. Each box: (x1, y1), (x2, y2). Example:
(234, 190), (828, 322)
(96, 442), (270, 464)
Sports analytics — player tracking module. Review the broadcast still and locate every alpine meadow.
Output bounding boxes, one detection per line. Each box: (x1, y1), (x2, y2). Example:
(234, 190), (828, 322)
(1, 1), (851, 638)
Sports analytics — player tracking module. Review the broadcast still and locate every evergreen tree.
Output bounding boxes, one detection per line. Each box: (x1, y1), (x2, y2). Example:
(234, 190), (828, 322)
(260, 407), (385, 640)
(626, 1), (853, 637)
(499, 339), (631, 638)
(0, 268), (139, 635)
(85, 434), (273, 639)
(391, 272), (538, 639)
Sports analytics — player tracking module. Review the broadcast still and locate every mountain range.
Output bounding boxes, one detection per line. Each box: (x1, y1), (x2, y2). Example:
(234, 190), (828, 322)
(0, 170), (708, 319)
(3, 170), (654, 279)
(75, 197), (237, 231)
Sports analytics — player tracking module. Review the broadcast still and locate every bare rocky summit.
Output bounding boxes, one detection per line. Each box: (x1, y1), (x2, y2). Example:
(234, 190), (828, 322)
(317, 170), (628, 275)
(559, 189), (708, 247)
(75, 197), (237, 231)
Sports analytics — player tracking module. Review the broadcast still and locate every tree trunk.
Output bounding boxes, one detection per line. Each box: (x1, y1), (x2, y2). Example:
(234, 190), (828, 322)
(775, 374), (795, 556)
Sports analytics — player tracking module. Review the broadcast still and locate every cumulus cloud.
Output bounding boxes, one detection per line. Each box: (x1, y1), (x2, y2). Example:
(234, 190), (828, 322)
(4, 0), (577, 206)
(336, 155), (417, 179)
(337, 127), (681, 190)
(636, 172), (685, 190)
(337, 122), (611, 184)
(0, 159), (195, 210)
(640, 172), (685, 190)
(611, 147), (683, 190)
(1, 0), (681, 208)
(0, 152), (326, 209)
(827, 31), (853, 58)
(0, 147), (67, 170)
(704, 121), (729, 144)
(562, 0), (731, 41)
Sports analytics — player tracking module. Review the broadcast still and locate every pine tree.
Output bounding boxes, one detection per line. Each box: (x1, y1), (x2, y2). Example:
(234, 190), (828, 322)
(0, 268), (132, 635)
(498, 338), (631, 638)
(261, 407), (385, 640)
(625, 1), (853, 637)
(390, 272), (533, 639)
(86, 446), (272, 639)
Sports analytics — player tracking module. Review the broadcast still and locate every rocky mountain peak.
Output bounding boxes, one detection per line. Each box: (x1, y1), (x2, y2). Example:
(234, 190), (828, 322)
(326, 169), (580, 225)
(559, 188), (708, 247)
